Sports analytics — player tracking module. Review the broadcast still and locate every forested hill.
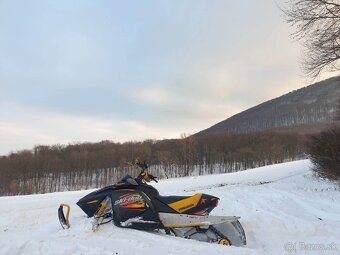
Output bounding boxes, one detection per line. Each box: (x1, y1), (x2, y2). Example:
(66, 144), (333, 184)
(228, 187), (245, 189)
(198, 76), (340, 135)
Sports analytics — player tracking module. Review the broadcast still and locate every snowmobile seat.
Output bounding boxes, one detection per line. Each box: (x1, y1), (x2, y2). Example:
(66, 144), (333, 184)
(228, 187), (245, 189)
(156, 195), (192, 204)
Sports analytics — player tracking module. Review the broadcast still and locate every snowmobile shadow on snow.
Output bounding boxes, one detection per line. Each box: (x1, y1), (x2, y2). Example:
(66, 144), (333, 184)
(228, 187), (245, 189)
(58, 159), (246, 247)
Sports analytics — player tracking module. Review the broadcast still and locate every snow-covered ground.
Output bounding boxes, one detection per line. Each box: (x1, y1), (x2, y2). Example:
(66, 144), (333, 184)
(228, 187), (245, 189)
(1, 160), (339, 255)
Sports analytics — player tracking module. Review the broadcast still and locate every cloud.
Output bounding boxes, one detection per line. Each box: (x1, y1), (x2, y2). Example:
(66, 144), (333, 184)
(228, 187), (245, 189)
(133, 86), (171, 106)
(0, 102), (184, 155)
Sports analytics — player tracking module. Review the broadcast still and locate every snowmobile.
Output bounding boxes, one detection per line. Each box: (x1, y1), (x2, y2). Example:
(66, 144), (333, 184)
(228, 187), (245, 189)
(58, 160), (246, 246)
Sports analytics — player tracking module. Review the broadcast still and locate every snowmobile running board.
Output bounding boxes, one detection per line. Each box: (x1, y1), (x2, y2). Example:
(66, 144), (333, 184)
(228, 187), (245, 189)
(58, 204), (71, 229)
(159, 213), (240, 228)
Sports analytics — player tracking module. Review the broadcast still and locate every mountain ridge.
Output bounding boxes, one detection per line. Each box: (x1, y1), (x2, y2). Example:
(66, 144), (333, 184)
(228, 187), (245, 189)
(197, 76), (340, 135)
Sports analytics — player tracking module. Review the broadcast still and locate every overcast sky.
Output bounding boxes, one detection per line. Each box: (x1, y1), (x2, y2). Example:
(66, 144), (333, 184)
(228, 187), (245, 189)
(0, 0), (336, 155)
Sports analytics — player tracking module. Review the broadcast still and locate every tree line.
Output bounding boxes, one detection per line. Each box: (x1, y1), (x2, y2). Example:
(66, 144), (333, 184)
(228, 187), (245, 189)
(0, 130), (307, 196)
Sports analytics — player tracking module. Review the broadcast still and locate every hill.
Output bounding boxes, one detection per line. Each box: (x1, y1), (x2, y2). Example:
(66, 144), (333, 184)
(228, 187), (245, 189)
(198, 76), (340, 135)
(0, 160), (339, 254)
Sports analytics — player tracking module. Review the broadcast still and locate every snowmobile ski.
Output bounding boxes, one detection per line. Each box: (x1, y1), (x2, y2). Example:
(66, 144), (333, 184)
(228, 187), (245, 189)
(58, 204), (71, 229)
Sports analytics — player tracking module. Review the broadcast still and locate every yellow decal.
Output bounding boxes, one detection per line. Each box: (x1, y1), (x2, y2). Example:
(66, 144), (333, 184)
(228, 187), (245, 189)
(168, 193), (202, 213)
(86, 200), (99, 204)
(164, 222), (205, 228)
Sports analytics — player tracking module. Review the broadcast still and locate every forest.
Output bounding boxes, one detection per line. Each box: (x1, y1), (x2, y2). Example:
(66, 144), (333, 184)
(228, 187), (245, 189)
(0, 131), (307, 196)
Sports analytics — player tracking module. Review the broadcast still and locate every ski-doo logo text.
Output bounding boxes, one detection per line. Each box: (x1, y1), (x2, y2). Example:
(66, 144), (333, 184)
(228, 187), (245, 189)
(114, 194), (144, 206)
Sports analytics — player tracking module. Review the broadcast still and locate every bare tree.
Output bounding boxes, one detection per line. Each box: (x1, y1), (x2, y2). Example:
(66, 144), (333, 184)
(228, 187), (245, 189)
(282, 0), (340, 77)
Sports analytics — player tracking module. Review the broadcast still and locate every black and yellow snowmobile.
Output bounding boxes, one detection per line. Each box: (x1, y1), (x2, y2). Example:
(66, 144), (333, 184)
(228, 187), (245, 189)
(58, 160), (246, 246)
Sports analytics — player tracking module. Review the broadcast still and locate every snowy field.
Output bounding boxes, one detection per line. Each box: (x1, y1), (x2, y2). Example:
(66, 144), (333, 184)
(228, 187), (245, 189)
(1, 160), (339, 255)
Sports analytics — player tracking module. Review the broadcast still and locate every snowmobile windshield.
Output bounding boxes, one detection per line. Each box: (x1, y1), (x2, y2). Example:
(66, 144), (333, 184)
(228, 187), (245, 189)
(118, 175), (139, 186)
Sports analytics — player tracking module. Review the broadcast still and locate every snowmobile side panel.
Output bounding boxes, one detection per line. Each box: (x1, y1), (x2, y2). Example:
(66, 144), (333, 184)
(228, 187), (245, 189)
(156, 195), (193, 204)
(155, 193), (219, 215)
(77, 185), (140, 217)
(167, 193), (202, 213)
(111, 190), (163, 230)
(77, 191), (111, 217)
(183, 194), (219, 215)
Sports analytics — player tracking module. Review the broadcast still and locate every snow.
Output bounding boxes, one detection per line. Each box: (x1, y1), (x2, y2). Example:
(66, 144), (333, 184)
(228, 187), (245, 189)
(1, 159), (339, 255)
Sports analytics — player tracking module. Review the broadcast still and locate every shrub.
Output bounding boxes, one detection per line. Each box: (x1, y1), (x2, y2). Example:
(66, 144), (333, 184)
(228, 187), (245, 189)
(307, 126), (340, 180)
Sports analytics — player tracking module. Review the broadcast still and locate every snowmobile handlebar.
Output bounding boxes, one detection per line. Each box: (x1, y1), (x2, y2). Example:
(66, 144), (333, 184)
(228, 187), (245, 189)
(138, 169), (158, 183)
(135, 159), (158, 183)
(149, 174), (158, 183)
